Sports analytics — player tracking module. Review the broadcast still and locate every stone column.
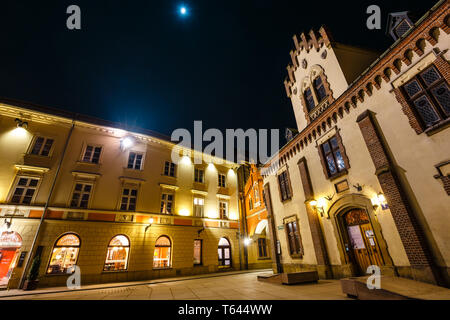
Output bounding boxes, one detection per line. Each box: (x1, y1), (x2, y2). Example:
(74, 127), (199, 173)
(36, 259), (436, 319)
(356, 109), (441, 285)
(297, 157), (333, 279)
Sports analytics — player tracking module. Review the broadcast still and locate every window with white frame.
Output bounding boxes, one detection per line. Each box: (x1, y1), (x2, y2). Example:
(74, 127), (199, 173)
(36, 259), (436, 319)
(70, 183), (93, 208)
(164, 161), (176, 177)
(82, 145), (102, 164)
(193, 197), (204, 217)
(10, 177), (40, 204)
(219, 200), (228, 219)
(30, 137), (54, 157)
(127, 152), (144, 170)
(120, 188), (138, 211)
(160, 193), (174, 214)
(254, 183), (259, 202)
(218, 173), (226, 188)
(194, 168), (204, 183)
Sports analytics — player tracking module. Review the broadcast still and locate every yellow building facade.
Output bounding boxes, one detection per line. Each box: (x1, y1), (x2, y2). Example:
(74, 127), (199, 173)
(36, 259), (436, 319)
(0, 100), (241, 289)
(262, 1), (450, 287)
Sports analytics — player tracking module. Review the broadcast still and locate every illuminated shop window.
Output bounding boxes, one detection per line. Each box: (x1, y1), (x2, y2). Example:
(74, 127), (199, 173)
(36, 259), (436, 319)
(193, 239), (202, 265)
(103, 235), (130, 272)
(218, 237), (231, 267)
(30, 136), (54, 157)
(193, 197), (204, 217)
(127, 152), (144, 170)
(10, 177), (39, 205)
(47, 233), (80, 275)
(153, 236), (171, 269)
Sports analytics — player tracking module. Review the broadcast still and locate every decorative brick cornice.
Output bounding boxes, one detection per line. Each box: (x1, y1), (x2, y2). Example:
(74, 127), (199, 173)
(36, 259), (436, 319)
(263, 0), (449, 177)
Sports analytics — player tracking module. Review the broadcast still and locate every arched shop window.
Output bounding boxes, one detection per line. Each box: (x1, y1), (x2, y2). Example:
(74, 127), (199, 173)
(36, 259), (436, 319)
(104, 235), (130, 271)
(218, 237), (231, 267)
(47, 233), (80, 274)
(153, 236), (171, 268)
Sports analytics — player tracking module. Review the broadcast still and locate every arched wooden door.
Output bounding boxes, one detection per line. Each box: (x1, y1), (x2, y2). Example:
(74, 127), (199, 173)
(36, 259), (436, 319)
(343, 209), (384, 275)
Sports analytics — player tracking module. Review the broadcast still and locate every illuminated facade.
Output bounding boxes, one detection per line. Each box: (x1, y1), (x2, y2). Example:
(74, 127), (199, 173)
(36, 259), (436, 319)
(0, 100), (240, 289)
(262, 0), (450, 286)
(239, 164), (271, 270)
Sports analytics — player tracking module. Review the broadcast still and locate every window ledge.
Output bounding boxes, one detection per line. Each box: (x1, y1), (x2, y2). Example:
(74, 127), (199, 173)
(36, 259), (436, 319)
(153, 267), (172, 270)
(76, 161), (100, 166)
(123, 168), (143, 172)
(425, 118), (450, 136)
(289, 254), (303, 259)
(308, 96), (331, 121)
(280, 197), (292, 204)
(45, 272), (75, 277)
(161, 174), (177, 179)
(25, 153), (52, 160)
(102, 270), (128, 274)
(327, 169), (348, 182)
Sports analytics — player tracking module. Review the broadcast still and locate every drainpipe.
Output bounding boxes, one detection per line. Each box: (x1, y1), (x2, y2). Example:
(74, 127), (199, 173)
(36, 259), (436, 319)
(239, 193), (249, 270)
(19, 119), (76, 289)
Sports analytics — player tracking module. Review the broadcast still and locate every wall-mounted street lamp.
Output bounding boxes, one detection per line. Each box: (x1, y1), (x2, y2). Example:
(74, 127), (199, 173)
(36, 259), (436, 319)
(15, 118), (28, 129)
(197, 227), (205, 236)
(371, 192), (388, 210)
(309, 198), (328, 218)
(144, 217), (154, 232)
(11, 118), (29, 137)
(121, 136), (134, 150)
(244, 238), (252, 246)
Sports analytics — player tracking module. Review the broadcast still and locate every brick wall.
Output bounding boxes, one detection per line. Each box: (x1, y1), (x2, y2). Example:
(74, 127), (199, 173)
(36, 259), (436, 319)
(356, 109), (439, 284)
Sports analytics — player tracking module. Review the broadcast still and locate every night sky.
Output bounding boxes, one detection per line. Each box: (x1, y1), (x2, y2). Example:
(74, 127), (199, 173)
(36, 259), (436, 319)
(0, 0), (432, 138)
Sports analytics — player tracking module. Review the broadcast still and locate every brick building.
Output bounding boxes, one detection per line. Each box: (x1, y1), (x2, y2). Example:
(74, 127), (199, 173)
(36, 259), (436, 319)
(262, 0), (450, 286)
(238, 163), (272, 270)
(0, 100), (241, 289)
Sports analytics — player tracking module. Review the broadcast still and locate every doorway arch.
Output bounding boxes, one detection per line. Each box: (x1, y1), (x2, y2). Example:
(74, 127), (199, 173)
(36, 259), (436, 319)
(0, 231), (22, 287)
(218, 237), (231, 267)
(327, 194), (393, 277)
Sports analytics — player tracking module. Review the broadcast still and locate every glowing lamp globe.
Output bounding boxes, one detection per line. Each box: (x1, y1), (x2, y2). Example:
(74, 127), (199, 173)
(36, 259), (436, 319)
(121, 137), (134, 149)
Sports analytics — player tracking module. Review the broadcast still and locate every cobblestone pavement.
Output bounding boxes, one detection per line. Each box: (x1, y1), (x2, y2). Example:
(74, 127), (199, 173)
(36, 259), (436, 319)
(1, 271), (349, 300)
